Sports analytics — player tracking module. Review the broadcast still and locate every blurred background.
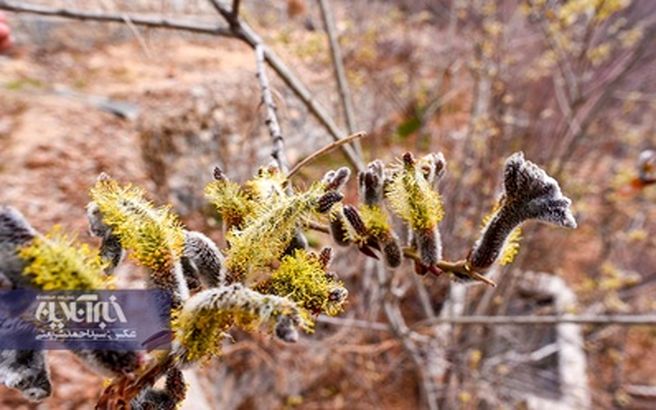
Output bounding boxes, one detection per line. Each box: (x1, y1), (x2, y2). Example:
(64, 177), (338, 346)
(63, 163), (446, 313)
(0, 0), (655, 409)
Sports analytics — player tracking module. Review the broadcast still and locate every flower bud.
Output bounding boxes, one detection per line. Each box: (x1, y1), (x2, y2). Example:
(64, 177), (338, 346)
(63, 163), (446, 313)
(316, 191), (344, 213)
(358, 160), (385, 206)
(318, 247), (333, 269)
(329, 211), (351, 246)
(275, 314), (300, 343)
(382, 237), (403, 268)
(322, 167), (351, 191)
(415, 226), (442, 267)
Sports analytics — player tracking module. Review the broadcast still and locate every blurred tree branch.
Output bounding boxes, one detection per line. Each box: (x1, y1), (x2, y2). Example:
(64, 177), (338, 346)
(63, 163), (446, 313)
(0, 0), (235, 37)
(374, 261), (440, 410)
(318, 313), (656, 329)
(0, 0), (365, 171)
(206, 0), (365, 171)
(317, 0), (362, 157)
(255, 44), (287, 171)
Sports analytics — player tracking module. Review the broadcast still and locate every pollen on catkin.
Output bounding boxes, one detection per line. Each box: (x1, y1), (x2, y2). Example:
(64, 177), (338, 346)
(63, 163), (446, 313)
(89, 175), (185, 275)
(385, 152), (444, 231)
(256, 249), (347, 319)
(172, 284), (306, 364)
(18, 226), (108, 290)
(224, 170), (345, 282)
(242, 165), (287, 203)
(204, 176), (255, 230)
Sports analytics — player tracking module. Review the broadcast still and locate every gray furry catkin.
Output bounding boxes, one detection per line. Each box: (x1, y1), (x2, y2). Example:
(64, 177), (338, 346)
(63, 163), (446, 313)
(86, 202), (125, 275)
(182, 230), (226, 287)
(0, 349), (52, 402)
(131, 367), (186, 410)
(1, 206), (142, 380)
(469, 152), (577, 271)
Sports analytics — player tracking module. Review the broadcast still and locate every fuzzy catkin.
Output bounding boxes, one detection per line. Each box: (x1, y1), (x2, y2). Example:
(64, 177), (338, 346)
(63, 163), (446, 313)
(382, 238), (403, 268)
(415, 226), (442, 267)
(182, 230), (225, 287)
(316, 191), (344, 213)
(322, 167), (351, 191)
(86, 202), (125, 274)
(358, 160), (385, 206)
(0, 206), (36, 287)
(342, 205), (367, 238)
(0, 349), (51, 402)
(329, 211), (351, 246)
(469, 152), (576, 271)
(131, 367), (186, 410)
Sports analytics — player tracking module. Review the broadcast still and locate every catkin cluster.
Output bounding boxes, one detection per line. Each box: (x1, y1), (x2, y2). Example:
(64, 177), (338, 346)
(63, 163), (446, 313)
(0, 150), (576, 407)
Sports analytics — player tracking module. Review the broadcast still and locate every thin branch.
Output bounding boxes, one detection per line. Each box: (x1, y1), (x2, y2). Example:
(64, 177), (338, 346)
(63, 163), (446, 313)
(318, 314), (656, 331)
(120, 13), (152, 60)
(317, 315), (390, 332)
(317, 0), (361, 156)
(231, 0), (241, 20)
(402, 247), (497, 287)
(2, 0), (366, 171)
(287, 131), (366, 178)
(417, 314), (656, 327)
(207, 0), (365, 172)
(255, 44), (286, 171)
(373, 261), (439, 410)
(0, 0), (234, 37)
(304, 221), (496, 286)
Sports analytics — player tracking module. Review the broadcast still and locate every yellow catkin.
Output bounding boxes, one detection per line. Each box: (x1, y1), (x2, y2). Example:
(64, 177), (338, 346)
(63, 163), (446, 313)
(385, 166), (444, 230)
(242, 167), (287, 202)
(224, 184), (324, 282)
(204, 179), (255, 229)
(359, 205), (392, 242)
(90, 177), (185, 273)
(258, 250), (346, 318)
(172, 285), (306, 363)
(18, 226), (108, 290)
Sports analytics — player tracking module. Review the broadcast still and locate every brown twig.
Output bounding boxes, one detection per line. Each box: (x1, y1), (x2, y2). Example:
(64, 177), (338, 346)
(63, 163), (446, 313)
(303, 221), (496, 286)
(402, 247), (497, 287)
(373, 261), (439, 410)
(0, 0), (234, 37)
(318, 313), (656, 330)
(96, 354), (174, 410)
(255, 44), (287, 171)
(231, 0), (241, 20)
(317, 0), (362, 157)
(207, 0), (365, 172)
(287, 131), (367, 178)
(416, 314), (656, 327)
(1, 0), (366, 171)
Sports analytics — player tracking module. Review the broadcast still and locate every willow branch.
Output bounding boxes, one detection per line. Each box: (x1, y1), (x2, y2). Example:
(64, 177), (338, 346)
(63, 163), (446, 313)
(1, 0), (365, 171)
(402, 247), (496, 287)
(0, 0), (234, 37)
(318, 314), (656, 330)
(207, 0), (365, 172)
(255, 44), (287, 171)
(417, 314), (656, 327)
(287, 131), (366, 178)
(317, 0), (361, 156)
(231, 0), (241, 20)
